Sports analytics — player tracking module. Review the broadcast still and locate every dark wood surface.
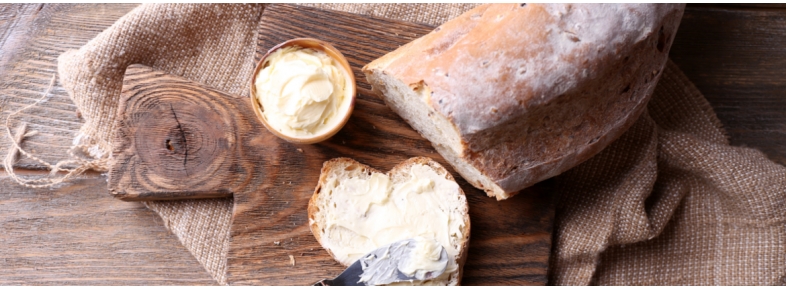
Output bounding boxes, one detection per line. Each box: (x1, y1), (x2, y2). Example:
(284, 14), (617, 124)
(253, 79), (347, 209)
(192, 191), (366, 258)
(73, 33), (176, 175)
(1, 3), (786, 285)
(0, 172), (213, 285)
(669, 5), (786, 165)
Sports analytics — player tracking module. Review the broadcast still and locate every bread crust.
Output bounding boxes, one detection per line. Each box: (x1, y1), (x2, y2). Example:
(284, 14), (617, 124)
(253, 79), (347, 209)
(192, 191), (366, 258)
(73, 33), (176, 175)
(363, 4), (686, 199)
(308, 157), (470, 285)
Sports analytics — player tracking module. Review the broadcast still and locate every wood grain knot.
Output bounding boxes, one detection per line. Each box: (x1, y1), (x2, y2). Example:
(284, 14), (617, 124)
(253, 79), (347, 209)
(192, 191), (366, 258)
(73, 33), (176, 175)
(133, 100), (233, 184)
(109, 65), (261, 200)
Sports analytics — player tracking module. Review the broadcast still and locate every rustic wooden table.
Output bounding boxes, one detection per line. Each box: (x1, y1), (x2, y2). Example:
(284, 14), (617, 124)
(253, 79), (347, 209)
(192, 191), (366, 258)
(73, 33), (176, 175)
(1, 3), (785, 285)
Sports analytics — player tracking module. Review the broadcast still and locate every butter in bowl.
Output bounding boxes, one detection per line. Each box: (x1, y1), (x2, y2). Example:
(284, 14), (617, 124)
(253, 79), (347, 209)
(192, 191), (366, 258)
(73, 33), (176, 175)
(250, 38), (356, 144)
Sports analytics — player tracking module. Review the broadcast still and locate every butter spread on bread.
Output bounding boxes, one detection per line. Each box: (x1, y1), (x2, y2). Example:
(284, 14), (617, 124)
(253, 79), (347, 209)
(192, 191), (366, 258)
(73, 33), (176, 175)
(397, 237), (448, 278)
(363, 4), (686, 199)
(308, 157), (470, 285)
(357, 237), (449, 285)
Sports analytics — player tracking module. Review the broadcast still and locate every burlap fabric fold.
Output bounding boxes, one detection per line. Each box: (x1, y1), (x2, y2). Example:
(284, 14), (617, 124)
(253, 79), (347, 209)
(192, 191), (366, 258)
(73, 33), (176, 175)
(51, 3), (784, 285)
(550, 61), (786, 285)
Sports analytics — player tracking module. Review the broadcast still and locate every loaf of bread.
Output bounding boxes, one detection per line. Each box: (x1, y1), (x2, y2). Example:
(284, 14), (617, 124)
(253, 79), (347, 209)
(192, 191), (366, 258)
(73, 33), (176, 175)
(363, 4), (685, 199)
(308, 157), (470, 285)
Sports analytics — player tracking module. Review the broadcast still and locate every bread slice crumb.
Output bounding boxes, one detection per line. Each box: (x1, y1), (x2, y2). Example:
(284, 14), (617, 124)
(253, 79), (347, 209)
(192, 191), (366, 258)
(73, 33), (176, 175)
(308, 157), (470, 286)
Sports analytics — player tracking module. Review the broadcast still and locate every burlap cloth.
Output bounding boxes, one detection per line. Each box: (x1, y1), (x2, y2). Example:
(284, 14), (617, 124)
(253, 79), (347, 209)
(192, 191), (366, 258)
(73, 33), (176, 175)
(46, 3), (784, 285)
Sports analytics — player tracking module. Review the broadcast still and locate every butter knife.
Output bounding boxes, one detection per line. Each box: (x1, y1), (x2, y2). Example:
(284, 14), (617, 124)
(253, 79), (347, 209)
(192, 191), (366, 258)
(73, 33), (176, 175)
(313, 238), (448, 286)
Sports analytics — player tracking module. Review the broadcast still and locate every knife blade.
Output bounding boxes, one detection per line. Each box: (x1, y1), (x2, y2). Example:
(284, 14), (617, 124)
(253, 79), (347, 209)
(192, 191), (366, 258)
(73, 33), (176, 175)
(313, 238), (448, 286)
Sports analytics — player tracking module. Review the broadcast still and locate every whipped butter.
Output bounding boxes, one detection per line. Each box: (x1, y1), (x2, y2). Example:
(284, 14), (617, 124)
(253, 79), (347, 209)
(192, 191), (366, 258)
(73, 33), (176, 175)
(398, 237), (447, 279)
(254, 46), (350, 137)
(357, 237), (448, 285)
(320, 164), (467, 285)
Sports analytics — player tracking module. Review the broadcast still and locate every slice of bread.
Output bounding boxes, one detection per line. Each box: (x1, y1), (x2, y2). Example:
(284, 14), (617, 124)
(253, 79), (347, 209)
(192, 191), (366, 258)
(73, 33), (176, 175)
(308, 157), (470, 286)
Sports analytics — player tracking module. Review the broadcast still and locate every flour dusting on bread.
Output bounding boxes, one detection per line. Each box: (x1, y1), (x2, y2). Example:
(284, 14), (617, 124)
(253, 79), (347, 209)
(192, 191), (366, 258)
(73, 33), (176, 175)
(364, 4), (686, 199)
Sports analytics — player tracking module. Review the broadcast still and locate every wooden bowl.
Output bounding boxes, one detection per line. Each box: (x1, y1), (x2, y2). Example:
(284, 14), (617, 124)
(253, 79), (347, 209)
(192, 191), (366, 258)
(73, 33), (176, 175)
(249, 38), (356, 144)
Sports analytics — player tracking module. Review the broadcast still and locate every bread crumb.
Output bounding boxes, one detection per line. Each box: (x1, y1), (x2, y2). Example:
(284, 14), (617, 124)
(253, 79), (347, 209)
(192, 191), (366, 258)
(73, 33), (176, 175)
(289, 254), (296, 266)
(296, 148), (303, 153)
(274, 241), (280, 246)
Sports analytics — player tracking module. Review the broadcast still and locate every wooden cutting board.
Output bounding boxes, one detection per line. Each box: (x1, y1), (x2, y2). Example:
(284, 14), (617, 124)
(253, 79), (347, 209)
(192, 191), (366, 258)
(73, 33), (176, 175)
(110, 4), (554, 285)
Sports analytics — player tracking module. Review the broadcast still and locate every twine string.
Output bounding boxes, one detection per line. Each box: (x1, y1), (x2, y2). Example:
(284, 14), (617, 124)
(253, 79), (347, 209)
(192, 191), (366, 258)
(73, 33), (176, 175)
(3, 73), (109, 188)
